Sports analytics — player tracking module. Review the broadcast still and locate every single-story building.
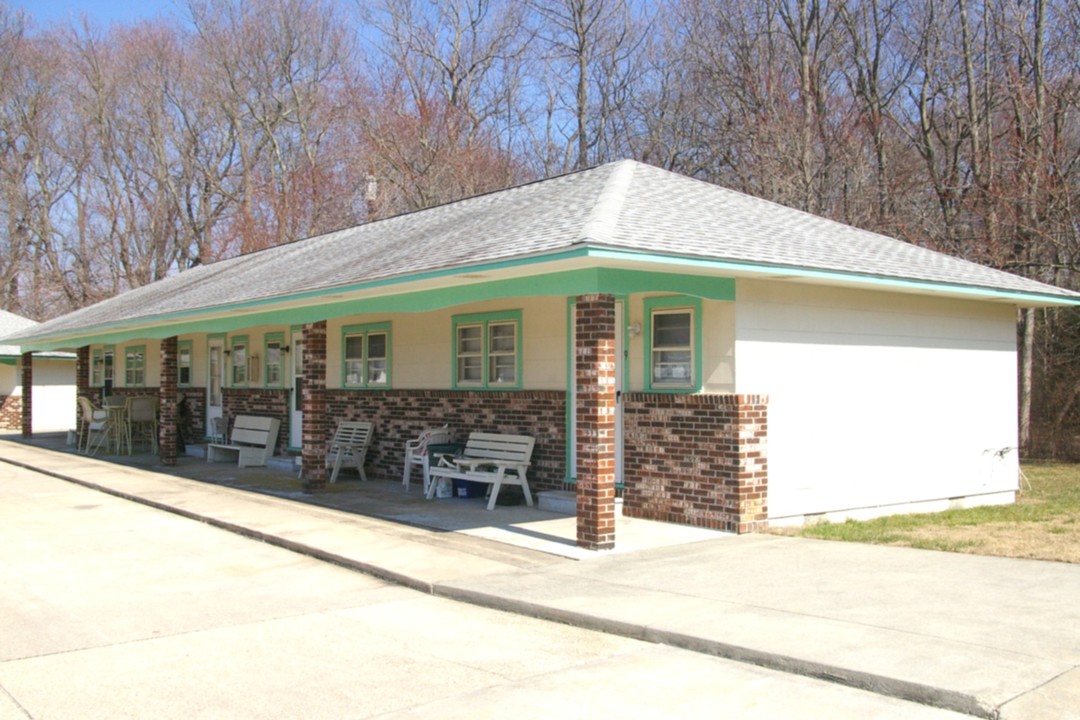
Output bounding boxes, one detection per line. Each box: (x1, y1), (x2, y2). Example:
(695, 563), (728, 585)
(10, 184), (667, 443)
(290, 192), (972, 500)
(0, 310), (75, 433)
(6, 160), (1079, 549)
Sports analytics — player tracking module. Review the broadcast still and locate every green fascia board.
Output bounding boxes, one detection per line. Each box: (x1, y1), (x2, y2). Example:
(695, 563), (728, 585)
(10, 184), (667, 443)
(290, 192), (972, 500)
(18, 243), (1075, 352)
(0, 357), (15, 366)
(584, 249), (1080, 307)
(19, 265), (734, 351)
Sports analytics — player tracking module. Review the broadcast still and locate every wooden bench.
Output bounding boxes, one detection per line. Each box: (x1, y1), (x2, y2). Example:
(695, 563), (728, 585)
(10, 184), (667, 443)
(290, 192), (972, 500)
(426, 432), (535, 510)
(207, 415), (281, 468)
(326, 421), (374, 483)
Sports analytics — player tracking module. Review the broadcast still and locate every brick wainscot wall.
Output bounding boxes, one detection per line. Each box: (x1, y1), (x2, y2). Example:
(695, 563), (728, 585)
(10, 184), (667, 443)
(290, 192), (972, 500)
(0, 395), (21, 429)
(622, 393), (769, 533)
(196, 386), (769, 534)
(325, 390), (568, 491)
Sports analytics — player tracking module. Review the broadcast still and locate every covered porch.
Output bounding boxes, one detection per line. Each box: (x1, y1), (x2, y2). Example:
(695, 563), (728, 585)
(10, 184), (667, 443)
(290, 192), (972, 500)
(17, 276), (769, 551)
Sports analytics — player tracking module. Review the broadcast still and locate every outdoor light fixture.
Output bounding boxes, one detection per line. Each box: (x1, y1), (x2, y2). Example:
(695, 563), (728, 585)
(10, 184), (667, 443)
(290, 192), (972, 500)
(627, 321), (642, 337)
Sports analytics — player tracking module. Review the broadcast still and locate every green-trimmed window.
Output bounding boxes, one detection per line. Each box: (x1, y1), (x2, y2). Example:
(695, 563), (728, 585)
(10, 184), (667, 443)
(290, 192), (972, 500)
(342, 323), (391, 389)
(178, 341), (193, 387)
(645, 297), (701, 392)
(91, 346), (115, 387)
(124, 345), (146, 387)
(264, 333), (284, 387)
(452, 310), (521, 389)
(230, 336), (248, 386)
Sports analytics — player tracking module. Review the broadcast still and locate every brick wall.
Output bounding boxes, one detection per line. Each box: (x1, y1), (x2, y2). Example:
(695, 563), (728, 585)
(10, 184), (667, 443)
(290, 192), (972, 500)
(179, 388), (206, 443)
(622, 393), (769, 533)
(324, 389), (567, 489)
(0, 395), (21, 429)
(222, 387), (290, 454)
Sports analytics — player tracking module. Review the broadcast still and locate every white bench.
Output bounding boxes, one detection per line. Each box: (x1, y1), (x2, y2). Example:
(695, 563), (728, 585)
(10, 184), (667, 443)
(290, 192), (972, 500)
(326, 421), (374, 483)
(426, 432), (535, 510)
(207, 415), (281, 468)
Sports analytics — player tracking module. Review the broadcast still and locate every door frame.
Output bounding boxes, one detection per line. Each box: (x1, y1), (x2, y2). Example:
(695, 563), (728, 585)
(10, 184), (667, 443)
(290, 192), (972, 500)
(288, 327), (304, 450)
(206, 334), (224, 440)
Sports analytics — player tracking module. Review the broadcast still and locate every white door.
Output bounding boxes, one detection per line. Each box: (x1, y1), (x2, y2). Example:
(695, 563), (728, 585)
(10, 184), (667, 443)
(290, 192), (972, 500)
(207, 338), (223, 439)
(569, 301), (624, 484)
(289, 330), (304, 449)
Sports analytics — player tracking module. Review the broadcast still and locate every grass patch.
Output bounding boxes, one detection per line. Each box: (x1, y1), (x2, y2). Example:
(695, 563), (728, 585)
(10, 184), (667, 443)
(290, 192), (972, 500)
(774, 463), (1080, 563)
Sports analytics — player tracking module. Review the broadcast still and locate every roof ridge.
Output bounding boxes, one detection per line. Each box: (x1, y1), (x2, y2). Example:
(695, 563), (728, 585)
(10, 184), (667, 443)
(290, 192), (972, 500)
(578, 159), (637, 244)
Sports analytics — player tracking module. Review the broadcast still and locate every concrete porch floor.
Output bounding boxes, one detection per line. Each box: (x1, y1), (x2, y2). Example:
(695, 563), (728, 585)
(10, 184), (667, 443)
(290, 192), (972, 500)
(10, 432), (731, 560)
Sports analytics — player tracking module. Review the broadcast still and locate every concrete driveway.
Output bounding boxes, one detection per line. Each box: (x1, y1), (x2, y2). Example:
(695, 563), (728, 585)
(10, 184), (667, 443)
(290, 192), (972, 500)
(2, 437), (1078, 718)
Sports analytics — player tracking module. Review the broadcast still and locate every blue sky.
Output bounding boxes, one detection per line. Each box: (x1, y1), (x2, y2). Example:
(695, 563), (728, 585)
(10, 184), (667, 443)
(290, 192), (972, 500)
(10, 0), (183, 28)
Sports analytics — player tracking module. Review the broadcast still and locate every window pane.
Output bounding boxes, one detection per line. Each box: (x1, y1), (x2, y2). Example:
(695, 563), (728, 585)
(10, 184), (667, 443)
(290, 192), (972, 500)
(458, 325), (482, 354)
(489, 323), (516, 352)
(179, 366), (191, 385)
(490, 355), (515, 384)
(653, 312), (691, 348)
(345, 359), (363, 386)
(458, 356), (482, 383)
(367, 359), (387, 385)
(344, 335), (364, 361)
(367, 333), (387, 359)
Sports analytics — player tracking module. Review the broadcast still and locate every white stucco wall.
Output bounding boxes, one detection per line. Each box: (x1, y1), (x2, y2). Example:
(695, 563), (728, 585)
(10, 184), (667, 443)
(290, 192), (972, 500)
(14, 357), (76, 432)
(734, 280), (1020, 522)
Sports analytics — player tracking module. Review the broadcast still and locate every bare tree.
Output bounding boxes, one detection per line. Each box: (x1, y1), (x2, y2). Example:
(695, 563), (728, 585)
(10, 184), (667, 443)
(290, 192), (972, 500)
(525, 0), (649, 173)
(357, 0), (528, 212)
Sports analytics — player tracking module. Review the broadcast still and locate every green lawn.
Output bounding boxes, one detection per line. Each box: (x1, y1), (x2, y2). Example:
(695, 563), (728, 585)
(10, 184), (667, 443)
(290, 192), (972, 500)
(774, 463), (1080, 562)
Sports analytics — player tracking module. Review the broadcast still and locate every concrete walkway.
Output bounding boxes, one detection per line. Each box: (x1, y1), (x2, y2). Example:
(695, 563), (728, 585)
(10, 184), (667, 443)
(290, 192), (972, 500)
(2, 439), (1078, 719)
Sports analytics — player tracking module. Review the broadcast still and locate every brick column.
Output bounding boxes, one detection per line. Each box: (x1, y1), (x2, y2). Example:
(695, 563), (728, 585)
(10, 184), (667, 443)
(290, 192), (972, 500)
(76, 347), (90, 447)
(19, 352), (32, 438)
(301, 321), (328, 492)
(159, 337), (178, 466)
(575, 294), (617, 550)
(731, 398), (769, 533)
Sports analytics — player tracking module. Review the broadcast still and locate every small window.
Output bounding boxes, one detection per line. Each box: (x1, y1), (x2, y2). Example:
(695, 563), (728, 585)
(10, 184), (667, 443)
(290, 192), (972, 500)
(91, 349), (104, 386)
(230, 336), (248, 386)
(92, 347), (115, 387)
(264, 334), (284, 387)
(125, 346), (146, 387)
(178, 341), (193, 387)
(452, 311), (521, 389)
(651, 311), (692, 386)
(645, 297), (700, 392)
(342, 323), (391, 389)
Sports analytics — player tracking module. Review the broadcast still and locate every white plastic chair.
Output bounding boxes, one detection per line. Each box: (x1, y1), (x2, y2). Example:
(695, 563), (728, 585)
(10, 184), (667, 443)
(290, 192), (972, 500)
(76, 396), (108, 454)
(402, 425), (452, 493)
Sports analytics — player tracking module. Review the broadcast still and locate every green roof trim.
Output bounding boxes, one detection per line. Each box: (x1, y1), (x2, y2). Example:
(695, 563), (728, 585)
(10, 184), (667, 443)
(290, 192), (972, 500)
(15, 264), (734, 351)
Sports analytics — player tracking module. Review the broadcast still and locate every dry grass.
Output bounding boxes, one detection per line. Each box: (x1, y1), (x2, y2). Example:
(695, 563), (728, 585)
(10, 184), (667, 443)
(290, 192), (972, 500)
(773, 463), (1080, 563)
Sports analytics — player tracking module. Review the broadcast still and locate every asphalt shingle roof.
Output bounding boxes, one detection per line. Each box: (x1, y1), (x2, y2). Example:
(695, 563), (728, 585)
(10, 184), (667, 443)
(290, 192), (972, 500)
(8, 160), (1078, 346)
